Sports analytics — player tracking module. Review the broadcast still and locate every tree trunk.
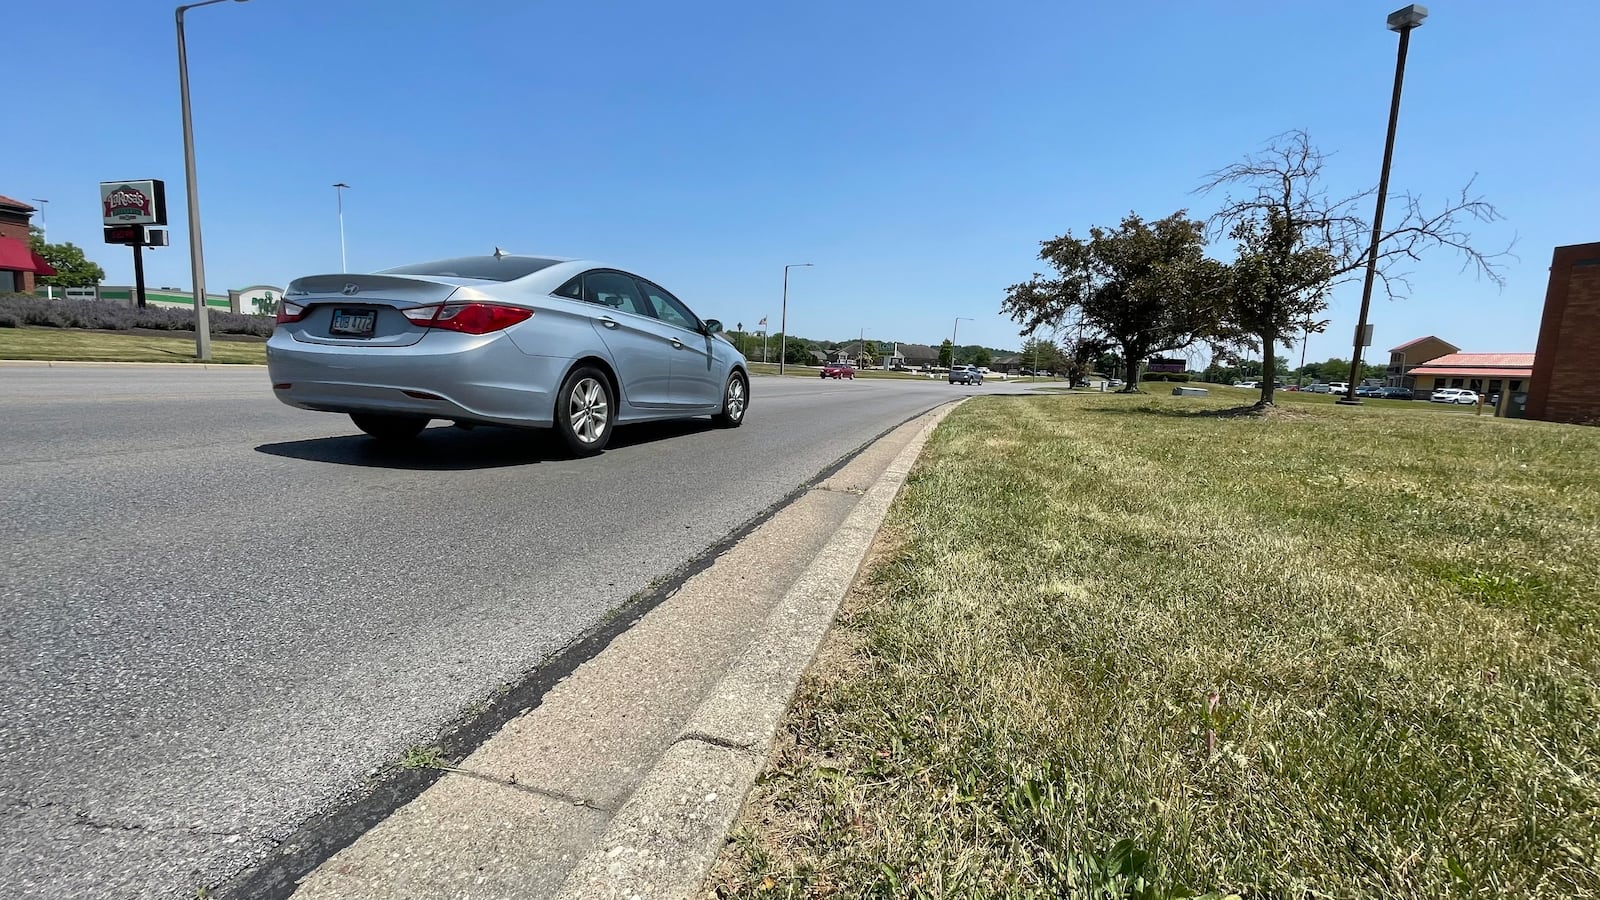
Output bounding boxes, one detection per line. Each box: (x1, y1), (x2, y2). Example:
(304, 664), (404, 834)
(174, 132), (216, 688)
(1258, 330), (1278, 406)
(1120, 342), (1143, 391)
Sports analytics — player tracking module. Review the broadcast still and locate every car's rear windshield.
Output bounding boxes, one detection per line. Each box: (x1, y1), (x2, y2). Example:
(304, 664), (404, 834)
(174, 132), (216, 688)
(379, 256), (563, 282)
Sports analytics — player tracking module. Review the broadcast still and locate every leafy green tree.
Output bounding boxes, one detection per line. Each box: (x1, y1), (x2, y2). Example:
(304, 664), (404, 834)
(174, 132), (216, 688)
(1203, 131), (1504, 405)
(1002, 212), (1219, 391)
(861, 339), (879, 366)
(938, 339), (955, 368)
(1020, 337), (1063, 373)
(969, 347), (992, 368)
(28, 226), (106, 289)
(782, 336), (813, 365)
(726, 330), (760, 359)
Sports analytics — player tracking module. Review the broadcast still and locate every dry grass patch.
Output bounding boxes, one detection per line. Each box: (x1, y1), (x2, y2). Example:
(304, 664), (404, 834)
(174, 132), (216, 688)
(708, 391), (1600, 899)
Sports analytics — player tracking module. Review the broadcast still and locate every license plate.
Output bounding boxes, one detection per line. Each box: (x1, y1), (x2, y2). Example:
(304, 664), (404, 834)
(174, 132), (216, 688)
(330, 308), (377, 337)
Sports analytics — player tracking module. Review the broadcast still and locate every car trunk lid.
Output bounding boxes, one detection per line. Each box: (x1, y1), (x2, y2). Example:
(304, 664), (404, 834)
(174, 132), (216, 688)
(281, 273), (468, 348)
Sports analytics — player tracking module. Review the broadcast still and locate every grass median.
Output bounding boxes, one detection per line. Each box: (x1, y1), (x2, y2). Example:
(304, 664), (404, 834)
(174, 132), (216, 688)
(0, 326), (267, 364)
(709, 392), (1600, 898)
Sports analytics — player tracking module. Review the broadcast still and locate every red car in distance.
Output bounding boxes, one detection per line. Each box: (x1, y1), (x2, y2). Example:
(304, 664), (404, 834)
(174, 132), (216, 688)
(821, 363), (856, 380)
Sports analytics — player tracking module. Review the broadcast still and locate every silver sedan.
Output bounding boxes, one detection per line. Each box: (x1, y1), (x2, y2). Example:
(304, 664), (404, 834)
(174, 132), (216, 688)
(266, 255), (750, 455)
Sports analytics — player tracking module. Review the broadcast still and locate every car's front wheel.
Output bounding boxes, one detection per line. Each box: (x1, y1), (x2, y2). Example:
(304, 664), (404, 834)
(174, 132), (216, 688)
(350, 413), (429, 442)
(555, 366), (615, 456)
(714, 371), (749, 428)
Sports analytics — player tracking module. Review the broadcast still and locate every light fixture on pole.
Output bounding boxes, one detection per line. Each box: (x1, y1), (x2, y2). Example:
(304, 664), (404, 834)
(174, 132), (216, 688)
(777, 263), (812, 375)
(176, 0), (250, 361)
(333, 182), (350, 272)
(951, 316), (972, 366)
(1340, 3), (1427, 405)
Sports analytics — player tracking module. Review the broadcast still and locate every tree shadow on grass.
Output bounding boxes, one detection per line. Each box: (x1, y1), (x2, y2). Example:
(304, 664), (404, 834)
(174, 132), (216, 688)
(1084, 403), (1305, 420)
(254, 418), (718, 470)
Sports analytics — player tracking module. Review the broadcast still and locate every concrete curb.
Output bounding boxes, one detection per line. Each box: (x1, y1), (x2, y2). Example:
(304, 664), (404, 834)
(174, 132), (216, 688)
(0, 359), (267, 369)
(553, 400), (961, 900)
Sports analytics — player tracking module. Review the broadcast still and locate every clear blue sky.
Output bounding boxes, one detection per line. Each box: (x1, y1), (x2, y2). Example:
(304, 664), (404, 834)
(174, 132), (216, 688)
(9, 0), (1597, 360)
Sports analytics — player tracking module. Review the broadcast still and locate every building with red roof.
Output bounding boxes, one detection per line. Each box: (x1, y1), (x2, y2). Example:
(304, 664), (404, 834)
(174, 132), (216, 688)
(0, 194), (56, 294)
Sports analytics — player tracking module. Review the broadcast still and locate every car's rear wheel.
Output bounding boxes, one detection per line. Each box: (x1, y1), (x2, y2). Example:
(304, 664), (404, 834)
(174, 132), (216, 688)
(555, 366), (615, 456)
(350, 413), (429, 442)
(714, 371), (749, 428)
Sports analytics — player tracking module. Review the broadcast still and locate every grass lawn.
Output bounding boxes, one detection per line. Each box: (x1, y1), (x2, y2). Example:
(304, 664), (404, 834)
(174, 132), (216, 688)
(709, 391), (1600, 898)
(0, 326), (267, 364)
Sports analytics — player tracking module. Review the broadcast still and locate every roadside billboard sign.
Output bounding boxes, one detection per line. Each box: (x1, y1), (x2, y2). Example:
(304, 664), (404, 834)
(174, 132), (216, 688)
(99, 180), (168, 226)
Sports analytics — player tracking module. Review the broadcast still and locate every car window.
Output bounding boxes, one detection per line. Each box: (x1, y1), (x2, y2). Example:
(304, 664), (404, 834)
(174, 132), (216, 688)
(582, 271), (651, 318)
(554, 276), (583, 300)
(637, 280), (699, 332)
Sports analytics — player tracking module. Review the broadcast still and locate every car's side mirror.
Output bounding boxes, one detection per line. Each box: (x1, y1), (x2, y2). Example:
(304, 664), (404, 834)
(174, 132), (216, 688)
(703, 319), (724, 335)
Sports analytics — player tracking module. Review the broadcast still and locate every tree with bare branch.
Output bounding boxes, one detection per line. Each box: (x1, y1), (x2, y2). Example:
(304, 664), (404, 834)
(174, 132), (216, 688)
(1200, 130), (1507, 406)
(1002, 212), (1219, 391)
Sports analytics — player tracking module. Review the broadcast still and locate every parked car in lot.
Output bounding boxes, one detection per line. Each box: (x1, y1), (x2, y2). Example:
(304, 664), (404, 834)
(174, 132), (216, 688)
(1431, 387), (1480, 405)
(1373, 386), (1414, 400)
(267, 254), (750, 455)
(949, 364), (984, 385)
(1306, 383), (1331, 393)
(821, 362), (856, 380)
(1326, 382), (1350, 397)
(1354, 384), (1383, 398)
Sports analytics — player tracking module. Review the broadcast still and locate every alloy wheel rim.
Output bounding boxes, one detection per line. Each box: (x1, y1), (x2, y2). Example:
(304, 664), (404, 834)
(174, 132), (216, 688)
(727, 377), (746, 420)
(569, 377), (608, 443)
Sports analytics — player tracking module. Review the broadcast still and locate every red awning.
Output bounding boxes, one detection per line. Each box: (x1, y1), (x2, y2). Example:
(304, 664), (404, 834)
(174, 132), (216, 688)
(0, 237), (56, 274)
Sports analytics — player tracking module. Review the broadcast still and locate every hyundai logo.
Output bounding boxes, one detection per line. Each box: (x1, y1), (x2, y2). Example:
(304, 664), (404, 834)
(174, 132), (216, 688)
(342, 283), (360, 295)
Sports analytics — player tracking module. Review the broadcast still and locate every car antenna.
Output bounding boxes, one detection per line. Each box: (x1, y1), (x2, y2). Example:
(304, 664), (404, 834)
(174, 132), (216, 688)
(493, 246), (507, 259)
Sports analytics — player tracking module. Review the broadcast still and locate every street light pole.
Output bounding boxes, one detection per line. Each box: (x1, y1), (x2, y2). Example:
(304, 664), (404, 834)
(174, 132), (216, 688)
(333, 182), (350, 272)
(30, 199), (50, 299)
(777, 263), (812, 375)
(30, 198), (47, 241)
(1341, 3), (1426, 405)
(177, 0), (247, 361)
(951, 316), (972, 366)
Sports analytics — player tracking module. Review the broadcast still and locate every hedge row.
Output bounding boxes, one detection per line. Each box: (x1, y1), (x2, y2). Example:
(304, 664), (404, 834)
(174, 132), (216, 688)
(1140, 371), (1191, 382)
(0, 293), (272, 336)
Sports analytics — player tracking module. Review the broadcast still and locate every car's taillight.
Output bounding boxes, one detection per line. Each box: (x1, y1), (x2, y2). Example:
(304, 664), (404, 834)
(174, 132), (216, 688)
(276, 300), (307, 324)
(402, 302), (532, 334)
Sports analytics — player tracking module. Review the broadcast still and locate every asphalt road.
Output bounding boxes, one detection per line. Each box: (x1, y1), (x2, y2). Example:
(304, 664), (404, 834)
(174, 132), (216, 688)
(0, 365), (1026, 899)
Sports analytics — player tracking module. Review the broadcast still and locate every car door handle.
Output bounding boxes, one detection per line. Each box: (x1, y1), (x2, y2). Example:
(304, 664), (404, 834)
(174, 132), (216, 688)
(671, 338), (683, 348)
(597, 316), (619, 329)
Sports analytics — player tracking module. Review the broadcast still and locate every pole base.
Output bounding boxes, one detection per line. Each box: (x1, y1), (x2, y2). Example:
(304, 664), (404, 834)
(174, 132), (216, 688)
(1335, 398), (1362, 406)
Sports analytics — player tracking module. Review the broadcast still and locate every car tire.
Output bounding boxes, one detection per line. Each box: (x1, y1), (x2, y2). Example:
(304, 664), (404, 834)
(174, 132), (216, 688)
(350, 413), (428, 442)
(714, 371), (749, 428)
(554, 366), (615, 456)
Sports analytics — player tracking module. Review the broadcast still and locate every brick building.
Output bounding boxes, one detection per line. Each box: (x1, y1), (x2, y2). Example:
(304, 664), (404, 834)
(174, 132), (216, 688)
(1527, 241), (1600, 425)
(0, 195), (56, 293)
